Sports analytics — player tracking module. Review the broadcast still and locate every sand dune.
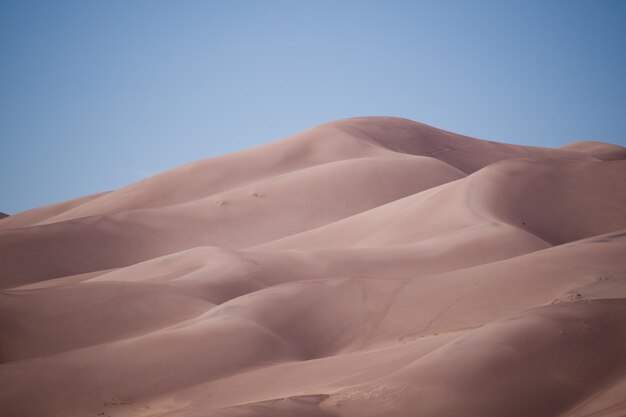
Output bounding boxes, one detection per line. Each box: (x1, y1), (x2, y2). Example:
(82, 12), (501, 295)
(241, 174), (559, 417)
(0, 192), (107, 231)
(560, 141), (626, 161)
(1, 117), (625, 417)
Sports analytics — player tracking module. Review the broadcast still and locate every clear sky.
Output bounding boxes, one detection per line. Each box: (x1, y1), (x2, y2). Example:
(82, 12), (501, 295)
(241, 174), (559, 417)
(1, 0), (625, 214)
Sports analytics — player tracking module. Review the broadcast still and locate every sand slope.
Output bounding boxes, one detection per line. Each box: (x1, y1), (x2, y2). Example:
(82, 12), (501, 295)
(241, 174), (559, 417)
(1, 117), (625, 417)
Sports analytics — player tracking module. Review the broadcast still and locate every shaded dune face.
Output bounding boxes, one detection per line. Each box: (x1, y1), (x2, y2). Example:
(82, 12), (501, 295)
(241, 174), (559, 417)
(0, 117), (625, 417)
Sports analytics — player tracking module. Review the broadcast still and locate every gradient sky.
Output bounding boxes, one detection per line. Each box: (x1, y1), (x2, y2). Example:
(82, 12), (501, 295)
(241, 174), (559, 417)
(1, 0), (625, 214)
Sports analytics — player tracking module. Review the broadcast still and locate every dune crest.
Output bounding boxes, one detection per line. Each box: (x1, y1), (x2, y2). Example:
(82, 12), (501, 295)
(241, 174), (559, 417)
(1, 117), (625, 417)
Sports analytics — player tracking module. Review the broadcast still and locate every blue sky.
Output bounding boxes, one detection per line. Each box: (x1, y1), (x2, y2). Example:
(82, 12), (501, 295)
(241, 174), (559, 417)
(1, 0), (625, 214)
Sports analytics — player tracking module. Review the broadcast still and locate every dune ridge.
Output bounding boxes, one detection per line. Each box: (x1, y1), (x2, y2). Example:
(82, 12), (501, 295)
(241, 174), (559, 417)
(1, 117), (625, 417)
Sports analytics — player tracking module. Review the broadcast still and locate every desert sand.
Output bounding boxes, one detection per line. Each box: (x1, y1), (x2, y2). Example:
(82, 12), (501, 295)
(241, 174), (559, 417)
(1, 116), (625, 417)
